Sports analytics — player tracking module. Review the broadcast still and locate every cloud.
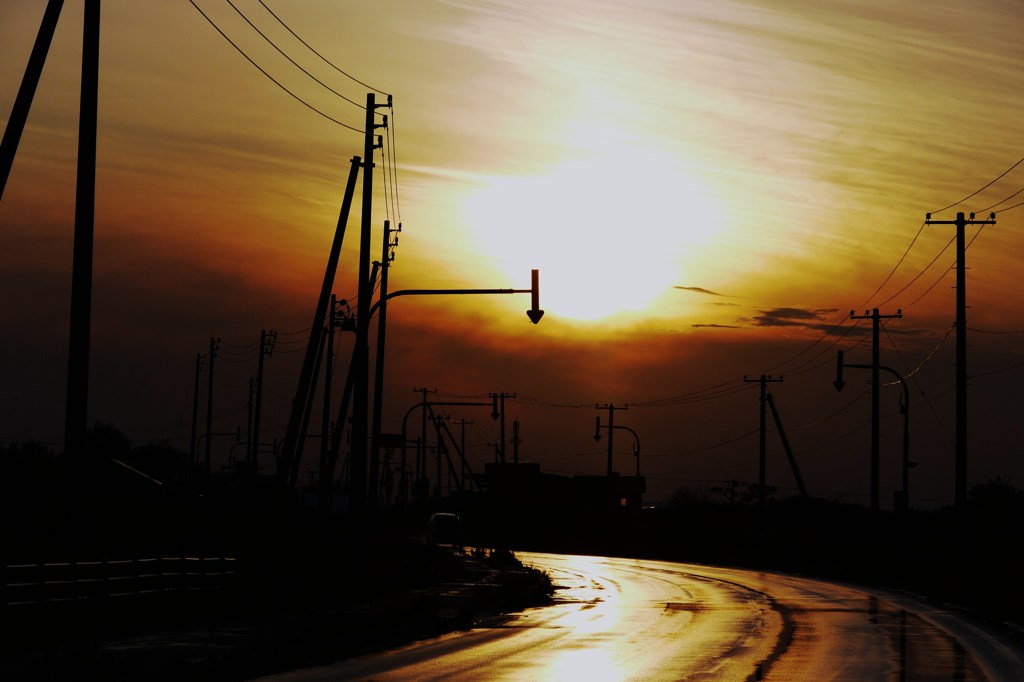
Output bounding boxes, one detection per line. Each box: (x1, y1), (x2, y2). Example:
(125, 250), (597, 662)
(692, 323), (742, 329)
(743, 307), (841, 332)
(674, 286), (728, 297)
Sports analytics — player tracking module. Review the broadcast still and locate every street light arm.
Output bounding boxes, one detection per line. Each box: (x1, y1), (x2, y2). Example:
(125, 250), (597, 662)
(843, 362), (908, 395)
(368, 287), (531, 320)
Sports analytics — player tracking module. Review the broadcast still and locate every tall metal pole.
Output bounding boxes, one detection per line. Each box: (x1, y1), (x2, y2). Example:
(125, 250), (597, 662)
(0, 0), (65, 201)
(490, 393), (516, 463)
(835, 351), (912, 510)
(204, 337), (219, 474)
(370, 220), (395, 511)
(63, 0), (101, 458)
(500, 394), (507, 464)
(596, 404), (628, 476)
(848, 309), (900, 511)
(925, 211), (995, 508)
(189, 353), (204, 467)
(322, 297), (337, 479)
(351, 93), (385, 514)
(279, 156), (360, 487)
(252, 329), (274, 472)
(246, 377), (255, 467)
(743, 375), (782, 505)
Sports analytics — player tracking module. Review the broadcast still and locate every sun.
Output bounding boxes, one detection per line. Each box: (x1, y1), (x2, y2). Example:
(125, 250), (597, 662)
(462, 144), (722, 323)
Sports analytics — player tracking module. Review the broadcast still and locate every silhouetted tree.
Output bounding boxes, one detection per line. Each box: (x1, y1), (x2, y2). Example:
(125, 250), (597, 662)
(86, 420), (131, 460)
(130, 439), (192, 483)
(967, 475), (1023, 518)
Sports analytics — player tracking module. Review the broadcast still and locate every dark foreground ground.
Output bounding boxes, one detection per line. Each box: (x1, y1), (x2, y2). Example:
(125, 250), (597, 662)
(4, 455), (1023, 680)
(1, 541), (553, 681)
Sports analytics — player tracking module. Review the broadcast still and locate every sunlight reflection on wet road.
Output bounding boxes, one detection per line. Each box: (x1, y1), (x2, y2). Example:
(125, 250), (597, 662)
(257, 552), (1024, 681)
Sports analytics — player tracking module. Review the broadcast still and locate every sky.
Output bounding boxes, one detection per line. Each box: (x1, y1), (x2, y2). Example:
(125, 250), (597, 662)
(2, 0), (1024, 509)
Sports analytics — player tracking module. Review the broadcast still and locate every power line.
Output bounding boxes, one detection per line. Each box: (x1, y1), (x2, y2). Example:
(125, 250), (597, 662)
(930, 155), (1024, 215)
(855, 220), (927, 311)
(993, 198), (1024, 215)
(876, 235), (955, 309)
(188, 0), (364, 133)
(977, 185), (1024, 214)
(226, 0), (367, 110)
(258, 0), (391, 98)
(387, 103), (403, 225)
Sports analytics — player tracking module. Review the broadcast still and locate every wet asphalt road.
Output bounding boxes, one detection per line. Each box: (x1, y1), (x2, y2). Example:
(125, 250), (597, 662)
(256, 551), (1024, 681)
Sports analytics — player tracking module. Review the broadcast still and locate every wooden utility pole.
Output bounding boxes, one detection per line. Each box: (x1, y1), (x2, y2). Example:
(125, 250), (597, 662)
(924, 211), (995, 508)
(849, 308), (901, 511)
(743, 375), (783, 505)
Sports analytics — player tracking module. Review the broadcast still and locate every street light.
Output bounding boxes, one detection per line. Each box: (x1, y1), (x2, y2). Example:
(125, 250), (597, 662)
(594, 417), (641, 477)
(835, 350), (914, 511)
(364, 270), (544, 511)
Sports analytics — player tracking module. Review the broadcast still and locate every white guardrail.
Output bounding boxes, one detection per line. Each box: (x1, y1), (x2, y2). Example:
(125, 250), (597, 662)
(2, 556), (238, 606)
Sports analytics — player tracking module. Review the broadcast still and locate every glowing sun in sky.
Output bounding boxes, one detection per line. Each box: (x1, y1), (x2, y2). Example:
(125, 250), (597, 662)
(463, 142), (723, 323)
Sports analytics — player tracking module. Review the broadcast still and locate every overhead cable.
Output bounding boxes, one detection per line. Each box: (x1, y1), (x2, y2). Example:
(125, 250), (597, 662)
(258, 0), (391, 98)
(226, 0), (367, 110)
(930, 155), (1024, 215)
(188, 0), (363, 133)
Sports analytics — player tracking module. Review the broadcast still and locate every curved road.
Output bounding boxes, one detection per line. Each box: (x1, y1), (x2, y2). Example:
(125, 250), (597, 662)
(259, 552), (1024, 681)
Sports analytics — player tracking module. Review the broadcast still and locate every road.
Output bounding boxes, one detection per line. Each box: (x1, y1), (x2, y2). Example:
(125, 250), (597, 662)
(256, 552), (1024, 681)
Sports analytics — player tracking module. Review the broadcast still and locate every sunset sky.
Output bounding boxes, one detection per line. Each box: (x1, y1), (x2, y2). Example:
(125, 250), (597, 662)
(2, 0), (1023, 508)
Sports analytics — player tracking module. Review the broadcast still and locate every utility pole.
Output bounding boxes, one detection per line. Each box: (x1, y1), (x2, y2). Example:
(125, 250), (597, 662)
(278, 156), (360, 489)
(595, 404), (629, 476)
(321, 296), (338, 481)
(370, 218), (399, 512)
(512, 418), (521, 464)
(351, 92), (388, 515)
(0, 0), (65, 201)
(413, 388), (437, 499)
(743, 375), (783, 505)
(189, 353), (205, 467)
(246, 377), (256, 467)
(849, 308), (902, 511)
(835, 350), (913, 511)
(63, 0), (101, 459)
(454, 418), (473, 483)
(764, 392), (808, 499)
(204, 337), (219, 475)
(251, 328), (275, 473)
(490, 393), (516, 463)
(924, 211), (995, 509)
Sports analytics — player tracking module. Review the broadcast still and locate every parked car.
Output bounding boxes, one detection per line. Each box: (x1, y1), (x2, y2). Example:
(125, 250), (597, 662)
(427, 512), (463, 548)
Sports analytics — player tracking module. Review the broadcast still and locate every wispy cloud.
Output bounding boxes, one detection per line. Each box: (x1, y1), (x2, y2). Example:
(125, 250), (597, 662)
(742, 307), (840, 331)
(674, 285), (728, 297)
